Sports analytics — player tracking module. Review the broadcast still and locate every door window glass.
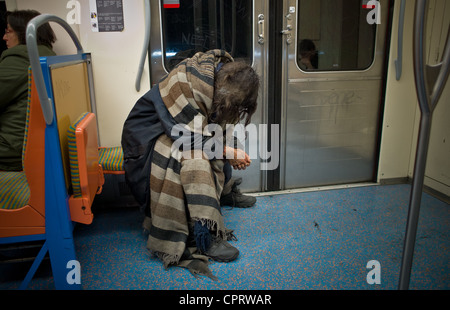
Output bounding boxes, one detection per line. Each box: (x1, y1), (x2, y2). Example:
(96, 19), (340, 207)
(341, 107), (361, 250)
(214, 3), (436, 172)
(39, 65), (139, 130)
(297, 0), (377, 71)
(161, 0), (253, 71)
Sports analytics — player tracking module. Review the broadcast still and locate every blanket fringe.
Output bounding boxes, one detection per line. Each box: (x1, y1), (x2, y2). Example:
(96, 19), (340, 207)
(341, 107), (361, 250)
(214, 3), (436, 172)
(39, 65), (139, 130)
(155, 251), (182, 268)
(186, 260), (218, 281)
(192, 217), (227, 240)
(154, 248), (218, 281)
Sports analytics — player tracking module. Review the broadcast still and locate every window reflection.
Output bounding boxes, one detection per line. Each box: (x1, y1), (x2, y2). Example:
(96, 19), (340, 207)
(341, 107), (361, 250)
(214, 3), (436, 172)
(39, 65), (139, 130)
(161, 0), (253, 71)
(297, 0), (376, 71)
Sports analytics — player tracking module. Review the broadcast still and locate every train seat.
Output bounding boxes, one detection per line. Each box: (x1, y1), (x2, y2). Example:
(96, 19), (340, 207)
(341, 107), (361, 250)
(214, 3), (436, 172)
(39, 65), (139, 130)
(0, 14), (127, 289)
(0, 59), (105, 288)
(0, 68), (46, 238)
(98, 146), (124, 174)
(67, 112), (105, 225)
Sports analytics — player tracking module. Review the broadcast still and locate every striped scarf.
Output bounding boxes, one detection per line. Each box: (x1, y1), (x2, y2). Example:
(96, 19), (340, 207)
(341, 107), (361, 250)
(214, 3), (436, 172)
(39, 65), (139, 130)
(146, 50), (234, 279)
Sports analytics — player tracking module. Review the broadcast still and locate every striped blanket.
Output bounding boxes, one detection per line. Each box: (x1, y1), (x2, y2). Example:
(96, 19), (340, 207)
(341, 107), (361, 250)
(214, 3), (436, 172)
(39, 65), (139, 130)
(146, 50), (234, 279)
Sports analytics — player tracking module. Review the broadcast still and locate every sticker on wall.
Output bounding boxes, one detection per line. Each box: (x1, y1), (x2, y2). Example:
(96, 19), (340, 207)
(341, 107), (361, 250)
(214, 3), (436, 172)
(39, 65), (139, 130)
(163, 0), (180, 9)
(89, 0), (124, 32)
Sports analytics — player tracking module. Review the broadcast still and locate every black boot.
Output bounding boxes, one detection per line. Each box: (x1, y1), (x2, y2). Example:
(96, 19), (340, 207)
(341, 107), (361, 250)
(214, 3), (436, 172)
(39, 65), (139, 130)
(194, 221), (239, 262)
(220, 178), (256, 208)
(204, 236), (240, 262)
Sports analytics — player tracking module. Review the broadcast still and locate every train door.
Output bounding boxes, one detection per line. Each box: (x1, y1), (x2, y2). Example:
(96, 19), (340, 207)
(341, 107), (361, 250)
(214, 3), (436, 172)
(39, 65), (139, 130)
(149, 0), (270, 192)
(279, 0), (390, 189)
(148, 0), (390, 193)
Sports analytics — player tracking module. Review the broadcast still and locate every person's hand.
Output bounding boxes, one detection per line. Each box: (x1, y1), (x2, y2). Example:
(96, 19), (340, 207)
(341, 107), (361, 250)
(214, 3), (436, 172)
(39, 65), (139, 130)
(300, 56), (313, 69)
(224, 146), (251, 170)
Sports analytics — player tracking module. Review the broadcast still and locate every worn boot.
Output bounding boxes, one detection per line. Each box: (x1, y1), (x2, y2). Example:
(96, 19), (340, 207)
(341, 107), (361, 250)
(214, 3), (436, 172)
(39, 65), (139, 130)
(204, 236), (240, 262)
(220, 178), (256, 208)
(194, 221), (239, 262)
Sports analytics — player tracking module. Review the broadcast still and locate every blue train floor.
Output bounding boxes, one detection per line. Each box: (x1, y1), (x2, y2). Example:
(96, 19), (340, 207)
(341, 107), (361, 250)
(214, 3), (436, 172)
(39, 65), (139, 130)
(0, 184), (448, 290)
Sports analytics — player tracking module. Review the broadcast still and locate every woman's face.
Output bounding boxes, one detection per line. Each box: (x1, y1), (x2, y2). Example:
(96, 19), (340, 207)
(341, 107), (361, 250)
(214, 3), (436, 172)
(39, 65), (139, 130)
(3, 24), (20, 49)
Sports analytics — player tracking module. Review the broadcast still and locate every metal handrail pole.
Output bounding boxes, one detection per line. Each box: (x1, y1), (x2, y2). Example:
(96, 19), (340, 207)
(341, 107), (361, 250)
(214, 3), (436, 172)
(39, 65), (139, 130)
(135, 0), (151, 91)
(395, 0), (406, 80)
(399, 0), (450, 290)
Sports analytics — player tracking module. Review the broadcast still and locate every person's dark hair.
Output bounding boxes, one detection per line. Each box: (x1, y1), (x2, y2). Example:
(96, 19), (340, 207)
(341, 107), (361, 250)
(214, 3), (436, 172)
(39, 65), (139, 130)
(7, 10), (56, 47)
(299, 39), (316, 55)
(210, 61), (259, 127)
(299, 39), (318, 69)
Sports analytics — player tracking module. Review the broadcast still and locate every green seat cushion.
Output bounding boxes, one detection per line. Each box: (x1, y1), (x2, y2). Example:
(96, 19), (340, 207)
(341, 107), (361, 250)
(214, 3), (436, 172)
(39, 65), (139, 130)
(0, 171), (30, 210)
(99, 146), (123, 172)
(67, 112), (90, 198)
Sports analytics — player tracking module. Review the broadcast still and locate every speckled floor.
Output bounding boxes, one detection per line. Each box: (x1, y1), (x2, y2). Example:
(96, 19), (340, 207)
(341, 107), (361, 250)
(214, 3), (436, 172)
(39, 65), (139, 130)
(1, 184), (449, 290)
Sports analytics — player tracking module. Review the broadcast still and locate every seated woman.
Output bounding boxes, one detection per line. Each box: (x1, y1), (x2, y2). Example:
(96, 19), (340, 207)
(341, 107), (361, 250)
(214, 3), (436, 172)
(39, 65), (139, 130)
(0, 10), (56, 171)
(122, 50), (259, 279)
(298, 39), (318, 70)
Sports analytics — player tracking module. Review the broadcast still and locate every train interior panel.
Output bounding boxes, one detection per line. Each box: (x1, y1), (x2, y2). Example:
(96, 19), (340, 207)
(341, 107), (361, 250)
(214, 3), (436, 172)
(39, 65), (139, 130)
(0, 0), (449, 293)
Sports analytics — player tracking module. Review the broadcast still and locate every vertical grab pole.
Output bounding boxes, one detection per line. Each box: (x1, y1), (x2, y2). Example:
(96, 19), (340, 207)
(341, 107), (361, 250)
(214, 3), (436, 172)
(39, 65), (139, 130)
(395, 0), (406, 80)
(399, 0), (450, 290)
(135, 0), (151, 91)
(398, 1), (430, 290)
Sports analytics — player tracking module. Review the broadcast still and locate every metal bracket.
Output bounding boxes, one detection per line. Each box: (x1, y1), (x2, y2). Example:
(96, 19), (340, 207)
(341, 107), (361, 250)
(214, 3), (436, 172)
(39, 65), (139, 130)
(258, 14), (265, 44)
(281, 16), (292, 45)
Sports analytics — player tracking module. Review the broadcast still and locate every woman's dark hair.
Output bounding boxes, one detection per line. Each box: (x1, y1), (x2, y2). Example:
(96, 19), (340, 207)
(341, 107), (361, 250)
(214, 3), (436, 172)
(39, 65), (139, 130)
(7, 10), (56, 47)
(210, 61), (259, 127)
(299, 39), (318, 69)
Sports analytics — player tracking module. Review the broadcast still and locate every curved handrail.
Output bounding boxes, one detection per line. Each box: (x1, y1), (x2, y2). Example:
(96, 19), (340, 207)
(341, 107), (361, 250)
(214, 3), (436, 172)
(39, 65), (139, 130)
(399, 0), (450, 290)
(429, 28), (450, 107)
(26, 14), (84, 125)
(135, 0), (151, 92)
